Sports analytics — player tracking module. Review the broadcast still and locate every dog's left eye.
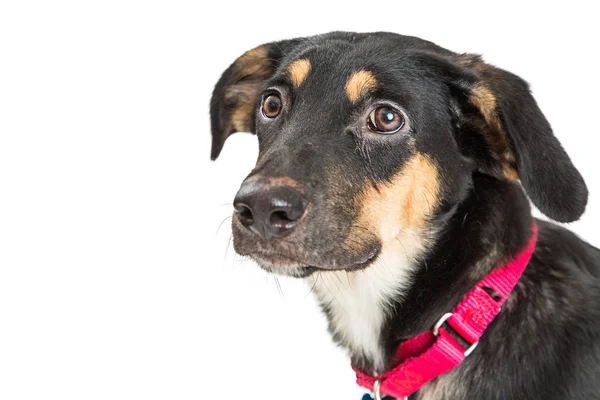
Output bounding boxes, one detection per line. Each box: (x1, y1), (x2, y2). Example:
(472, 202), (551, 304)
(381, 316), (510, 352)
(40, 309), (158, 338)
(367, 106), (405, 134)
(261, 94), (283, 119)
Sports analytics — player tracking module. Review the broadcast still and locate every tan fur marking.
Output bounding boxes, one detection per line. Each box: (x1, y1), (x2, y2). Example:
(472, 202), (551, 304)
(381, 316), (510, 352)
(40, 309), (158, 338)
(313, 154), (440, 371)
(246, 175), (305, 193)
(469, 83), (518, 176)
(287, 59), (311, 87)
(225, 81), (262, 133)
(222, 46), (273, 136)
(354, 153), (440, 248)
(267, 176), (304, 193)
(470, 84), (500, 131)
(230, 101), (254, 133)
(503, 166), (519, 182)
(459, 55), (519, 180)
(233, 45), (272, 80)
(345, 70), (377, 104)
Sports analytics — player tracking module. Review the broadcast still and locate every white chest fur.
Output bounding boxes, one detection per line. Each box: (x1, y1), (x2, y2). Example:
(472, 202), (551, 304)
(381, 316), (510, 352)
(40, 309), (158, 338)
(308, 241), (418, 372)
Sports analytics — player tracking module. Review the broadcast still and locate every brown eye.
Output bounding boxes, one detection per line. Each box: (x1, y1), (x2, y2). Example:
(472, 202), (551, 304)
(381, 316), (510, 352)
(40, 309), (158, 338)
(368, 106), (405, 134)
(262, 94), (282, 118)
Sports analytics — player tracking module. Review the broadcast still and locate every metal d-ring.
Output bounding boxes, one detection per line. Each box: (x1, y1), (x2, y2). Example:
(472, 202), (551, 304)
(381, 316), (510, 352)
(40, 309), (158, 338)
(373, 378), (409, 400)
(433, 312), (453, 336)
(373, 380), (383, 400)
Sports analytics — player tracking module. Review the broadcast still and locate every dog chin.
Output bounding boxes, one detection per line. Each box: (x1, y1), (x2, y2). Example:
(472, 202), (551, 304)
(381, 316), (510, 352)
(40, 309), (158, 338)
(249, 248), (380, 278)
(252, 255), (318, 278)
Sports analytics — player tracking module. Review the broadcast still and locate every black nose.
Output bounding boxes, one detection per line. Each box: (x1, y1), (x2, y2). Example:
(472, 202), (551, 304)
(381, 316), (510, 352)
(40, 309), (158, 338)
(233, 180), (306, 239)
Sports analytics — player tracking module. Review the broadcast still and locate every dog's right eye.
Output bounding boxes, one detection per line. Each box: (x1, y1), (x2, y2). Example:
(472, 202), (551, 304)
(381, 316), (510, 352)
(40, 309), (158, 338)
(261, 94), (283, 119)
(367, 106), (405, 134)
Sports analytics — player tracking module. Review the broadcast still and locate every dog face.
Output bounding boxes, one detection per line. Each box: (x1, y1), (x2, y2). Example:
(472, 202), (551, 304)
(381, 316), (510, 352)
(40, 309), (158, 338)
(211, 32), (587, 278)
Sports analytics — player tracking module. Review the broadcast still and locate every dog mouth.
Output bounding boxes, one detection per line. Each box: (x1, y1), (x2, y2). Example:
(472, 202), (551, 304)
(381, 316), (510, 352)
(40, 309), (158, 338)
(249, 248), (380, 278)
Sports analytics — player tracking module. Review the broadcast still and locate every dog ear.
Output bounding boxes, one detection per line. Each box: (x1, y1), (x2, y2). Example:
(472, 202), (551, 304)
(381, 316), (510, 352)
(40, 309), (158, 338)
(210, 39), (304, 160)
(444, 54), (587, 223)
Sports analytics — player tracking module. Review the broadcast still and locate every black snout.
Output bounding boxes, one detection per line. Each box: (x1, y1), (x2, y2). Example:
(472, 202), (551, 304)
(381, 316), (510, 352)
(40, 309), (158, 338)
(233, 180), (306, 239)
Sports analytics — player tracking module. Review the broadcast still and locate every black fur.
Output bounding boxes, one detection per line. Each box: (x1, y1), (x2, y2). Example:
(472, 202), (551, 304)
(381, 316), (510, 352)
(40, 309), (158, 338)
(210, 32), (599, 399)
(384, 177), (600, 399)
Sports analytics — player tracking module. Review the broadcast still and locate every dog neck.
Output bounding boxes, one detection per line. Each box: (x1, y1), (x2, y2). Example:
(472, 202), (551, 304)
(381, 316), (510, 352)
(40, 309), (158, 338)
(308, 175), (534, 375)
(308, 228), (425, 373)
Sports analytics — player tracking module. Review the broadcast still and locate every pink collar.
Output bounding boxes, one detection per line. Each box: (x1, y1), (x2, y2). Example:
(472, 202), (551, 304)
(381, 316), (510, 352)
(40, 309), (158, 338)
(354, 224), (538, 399)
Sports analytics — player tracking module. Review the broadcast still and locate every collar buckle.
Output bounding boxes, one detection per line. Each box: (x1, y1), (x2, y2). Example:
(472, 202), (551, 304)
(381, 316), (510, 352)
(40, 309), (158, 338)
(433, 312), (479, 357)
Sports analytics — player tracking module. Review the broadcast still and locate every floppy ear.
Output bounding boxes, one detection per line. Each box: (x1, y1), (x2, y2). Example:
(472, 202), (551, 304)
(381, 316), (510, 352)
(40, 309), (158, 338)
(445, 54), (588, 223)
(209, 39), (303, 160)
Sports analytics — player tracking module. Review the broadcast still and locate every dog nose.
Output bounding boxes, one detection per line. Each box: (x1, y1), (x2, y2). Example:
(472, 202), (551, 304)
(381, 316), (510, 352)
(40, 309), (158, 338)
(233, 181), (306, 239)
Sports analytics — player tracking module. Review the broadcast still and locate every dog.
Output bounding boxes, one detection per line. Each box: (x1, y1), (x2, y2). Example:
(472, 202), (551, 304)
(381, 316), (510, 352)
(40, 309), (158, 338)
(209, 32), (600, 399)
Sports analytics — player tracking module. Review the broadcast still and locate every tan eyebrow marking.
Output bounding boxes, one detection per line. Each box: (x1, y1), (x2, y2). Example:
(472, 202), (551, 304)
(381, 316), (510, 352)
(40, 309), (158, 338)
(287, 59), (311, 87)
(345, 70), (378, 104)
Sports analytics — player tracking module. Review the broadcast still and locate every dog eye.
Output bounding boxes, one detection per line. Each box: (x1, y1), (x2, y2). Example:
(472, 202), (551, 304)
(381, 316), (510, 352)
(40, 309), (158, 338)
(367, 106), (404, 134)
(262, 94), (283, 118)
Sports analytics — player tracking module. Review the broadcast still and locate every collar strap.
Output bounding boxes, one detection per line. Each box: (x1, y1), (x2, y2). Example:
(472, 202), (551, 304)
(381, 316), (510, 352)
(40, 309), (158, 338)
(354, 223), (538, 399)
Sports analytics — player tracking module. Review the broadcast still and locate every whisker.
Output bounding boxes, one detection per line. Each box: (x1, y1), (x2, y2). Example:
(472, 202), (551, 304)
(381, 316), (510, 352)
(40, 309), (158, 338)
(304, 273), (320, 298)
(395, 235), (410, 263)
(274, 277), (285, 298)
(320, 273), (350, 317)
(215, 215), (233, 238)
(232, 249), (244, 270)
(331, 272), (349, 304)
(224, 233), (233, 263)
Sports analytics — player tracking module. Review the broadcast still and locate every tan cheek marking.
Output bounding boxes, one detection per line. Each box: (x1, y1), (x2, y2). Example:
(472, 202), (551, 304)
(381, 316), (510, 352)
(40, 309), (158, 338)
(287, 59), (311, 87)
(355, 153), (441, 246)
(345, 70), (377, 104)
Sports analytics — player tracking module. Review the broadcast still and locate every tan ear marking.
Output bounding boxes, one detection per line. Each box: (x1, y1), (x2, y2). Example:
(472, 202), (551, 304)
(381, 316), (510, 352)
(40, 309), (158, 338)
(287, 59), (311, 87)
(503, 166), (519, 182)
(233, 45), (272, 80)
(469, 84), (500, 131)
(459, 55), (518, 179)
(469, 83), (517, 172)
(230, 100), (254, 133)
(222, 45), (274, 135)
(345, 70), (377, 104)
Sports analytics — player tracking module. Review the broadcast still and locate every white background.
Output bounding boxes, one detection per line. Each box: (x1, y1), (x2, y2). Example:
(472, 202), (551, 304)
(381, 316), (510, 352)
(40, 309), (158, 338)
(1, 1), (598, 399)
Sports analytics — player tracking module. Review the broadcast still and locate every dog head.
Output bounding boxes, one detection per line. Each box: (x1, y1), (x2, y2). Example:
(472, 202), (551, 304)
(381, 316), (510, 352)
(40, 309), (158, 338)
(210, 32), (587, 277)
